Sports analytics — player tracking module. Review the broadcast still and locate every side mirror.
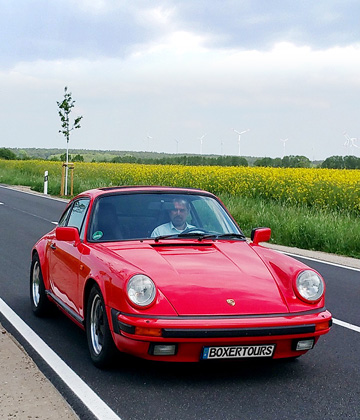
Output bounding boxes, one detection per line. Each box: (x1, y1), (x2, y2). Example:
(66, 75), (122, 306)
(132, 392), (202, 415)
(251, 227), (271, 245)
(55, 226), (80, 244)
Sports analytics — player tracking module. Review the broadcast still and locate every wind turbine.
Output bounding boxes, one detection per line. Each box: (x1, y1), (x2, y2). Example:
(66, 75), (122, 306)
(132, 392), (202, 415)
(146, 134), (153, 152)
(175, 139), (179, 154)
(343, 131), (359, 151)
(198, 133), (206, 155)
(280, 138), (288, 157)
(233, 129), (250, 156)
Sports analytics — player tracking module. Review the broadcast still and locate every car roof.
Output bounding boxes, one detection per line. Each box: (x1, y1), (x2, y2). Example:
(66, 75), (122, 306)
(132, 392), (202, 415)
(75, 185), (215, 200)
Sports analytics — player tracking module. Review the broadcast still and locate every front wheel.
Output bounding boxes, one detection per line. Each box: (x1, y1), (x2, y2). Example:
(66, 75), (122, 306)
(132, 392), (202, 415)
(30, 254), (51, 316)
(86, 285), (117, 368)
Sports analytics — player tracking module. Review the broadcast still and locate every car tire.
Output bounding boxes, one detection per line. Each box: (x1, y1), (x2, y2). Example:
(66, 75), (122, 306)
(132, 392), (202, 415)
(86, 285), (117, 368)
(30, 254), (52, 317)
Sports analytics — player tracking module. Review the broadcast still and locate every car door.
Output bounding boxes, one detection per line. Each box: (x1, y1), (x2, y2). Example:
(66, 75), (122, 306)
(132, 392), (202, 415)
(48, 198), (90, 316)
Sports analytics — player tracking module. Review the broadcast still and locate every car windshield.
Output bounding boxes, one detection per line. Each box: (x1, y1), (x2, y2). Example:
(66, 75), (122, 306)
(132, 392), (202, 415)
(88, 192), (243, 242)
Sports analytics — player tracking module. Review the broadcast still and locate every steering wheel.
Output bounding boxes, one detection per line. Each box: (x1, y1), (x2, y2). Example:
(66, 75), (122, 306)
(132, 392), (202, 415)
(181, 227), (208, 234)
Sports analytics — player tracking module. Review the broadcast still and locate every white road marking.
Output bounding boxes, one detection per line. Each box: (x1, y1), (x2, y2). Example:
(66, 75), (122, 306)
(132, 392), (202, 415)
(333, 318), (360, 333)
(0, 186), (63, 225)
(281, 251), (360, 272)
(0, 298), (122, 420)
(9, 206), (57, 224)
(0, 200), (59, 225)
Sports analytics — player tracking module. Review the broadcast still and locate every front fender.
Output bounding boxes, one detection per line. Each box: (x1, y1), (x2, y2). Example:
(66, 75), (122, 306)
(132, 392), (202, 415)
(250, 244), (326, 311)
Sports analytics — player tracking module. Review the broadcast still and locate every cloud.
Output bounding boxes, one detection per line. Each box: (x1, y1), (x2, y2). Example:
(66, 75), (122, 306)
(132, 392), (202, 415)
(1, 0), (360, 68)
(1, 1), (360, 159)
(2, 36), (360, 158)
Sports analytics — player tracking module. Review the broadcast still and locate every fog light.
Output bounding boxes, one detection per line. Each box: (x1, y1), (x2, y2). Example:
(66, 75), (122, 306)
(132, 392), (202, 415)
(295, 339), (315, 351)
(151, 344), (177, 356)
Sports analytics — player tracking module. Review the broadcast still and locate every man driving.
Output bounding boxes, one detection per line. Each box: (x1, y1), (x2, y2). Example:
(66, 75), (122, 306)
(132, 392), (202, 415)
(151, 197), (195, 237)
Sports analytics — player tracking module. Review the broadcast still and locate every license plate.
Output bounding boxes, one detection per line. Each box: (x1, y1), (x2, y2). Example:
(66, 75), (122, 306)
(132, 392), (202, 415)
(201, 344), (275, 360)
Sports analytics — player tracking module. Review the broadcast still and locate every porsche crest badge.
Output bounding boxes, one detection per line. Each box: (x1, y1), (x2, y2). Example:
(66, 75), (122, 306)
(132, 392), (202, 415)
(226, 299), (236, 306)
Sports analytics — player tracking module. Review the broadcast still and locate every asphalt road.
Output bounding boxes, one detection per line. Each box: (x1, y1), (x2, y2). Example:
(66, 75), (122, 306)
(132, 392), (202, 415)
(0, 185), (359, 420)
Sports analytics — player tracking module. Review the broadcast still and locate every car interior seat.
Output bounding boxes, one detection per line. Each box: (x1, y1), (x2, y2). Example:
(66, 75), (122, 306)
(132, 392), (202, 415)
(96, 202), (123, 241)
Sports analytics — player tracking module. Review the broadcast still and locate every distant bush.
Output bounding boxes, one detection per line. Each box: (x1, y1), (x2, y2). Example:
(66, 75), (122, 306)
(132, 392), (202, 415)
(321, 155), (360, 169)
(254, 155), (311, 168)
(58, 153), (83, 162)
(0, 148), (17, 160)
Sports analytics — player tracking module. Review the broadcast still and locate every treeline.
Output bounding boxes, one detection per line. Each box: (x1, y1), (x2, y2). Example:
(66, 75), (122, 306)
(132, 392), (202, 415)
(254, 155), (360, 169)
(254, 155), (311, 168)
(50, 153), (84, 162)
(2, 147), (360, 169)
(1, 148), (248, 166)
(0, 148), (84, 162)
(321, 155), (360, 169)
(111, 154), (249, 166)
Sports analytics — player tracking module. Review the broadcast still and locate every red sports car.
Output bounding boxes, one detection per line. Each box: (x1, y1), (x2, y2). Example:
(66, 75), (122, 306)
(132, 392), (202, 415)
(30, 186), (332, 368)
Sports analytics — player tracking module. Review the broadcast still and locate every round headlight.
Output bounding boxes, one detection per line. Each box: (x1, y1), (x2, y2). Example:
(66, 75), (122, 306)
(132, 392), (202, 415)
(295, 270), (324, 302)
(127, 275), (156, 307)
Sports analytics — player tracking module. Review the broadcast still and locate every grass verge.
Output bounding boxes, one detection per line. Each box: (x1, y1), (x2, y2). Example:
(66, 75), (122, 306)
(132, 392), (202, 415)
(222, 194), (360, 259)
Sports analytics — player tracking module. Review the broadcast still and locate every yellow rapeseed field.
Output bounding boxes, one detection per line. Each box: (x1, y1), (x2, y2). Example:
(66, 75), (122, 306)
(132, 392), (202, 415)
(1, 160), (360, 214)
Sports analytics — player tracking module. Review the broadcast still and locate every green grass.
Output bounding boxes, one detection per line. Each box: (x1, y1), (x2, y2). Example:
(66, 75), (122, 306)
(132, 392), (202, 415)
(222, 194), (360, 258)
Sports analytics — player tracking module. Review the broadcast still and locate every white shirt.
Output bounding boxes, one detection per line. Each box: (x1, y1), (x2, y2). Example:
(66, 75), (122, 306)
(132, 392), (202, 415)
(151, 222), (195, 237)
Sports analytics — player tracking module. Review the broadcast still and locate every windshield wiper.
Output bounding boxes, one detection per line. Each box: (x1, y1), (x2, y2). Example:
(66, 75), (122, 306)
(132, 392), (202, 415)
(153, 232), (245, 242)
(153, 234), (180, 242)
(177, 232), (218, 240)
(153, 231), (217, 242)
(214, 233), (246, 240)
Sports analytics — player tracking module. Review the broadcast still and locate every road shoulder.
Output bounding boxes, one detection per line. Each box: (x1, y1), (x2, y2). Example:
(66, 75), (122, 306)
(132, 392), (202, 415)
(264, 242), (360, 270)
(0, 323), (79, 419)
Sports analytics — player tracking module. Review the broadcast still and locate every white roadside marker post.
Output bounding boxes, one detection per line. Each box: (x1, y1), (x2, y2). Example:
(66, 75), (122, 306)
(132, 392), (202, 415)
(44, 170), (48, 195)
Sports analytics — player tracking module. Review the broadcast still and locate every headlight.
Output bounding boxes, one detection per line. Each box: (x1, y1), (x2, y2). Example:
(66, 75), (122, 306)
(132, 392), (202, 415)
(295, 270), (324, 302)
(127, 274), (156, 307)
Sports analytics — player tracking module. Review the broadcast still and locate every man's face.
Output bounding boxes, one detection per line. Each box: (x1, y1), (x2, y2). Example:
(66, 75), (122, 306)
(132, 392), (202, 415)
(170, 201), (189, 229)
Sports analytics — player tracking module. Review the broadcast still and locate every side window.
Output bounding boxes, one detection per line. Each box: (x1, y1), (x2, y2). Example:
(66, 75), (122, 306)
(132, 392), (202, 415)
(58, 205), (72, 227)
(66, 199), (90, 237)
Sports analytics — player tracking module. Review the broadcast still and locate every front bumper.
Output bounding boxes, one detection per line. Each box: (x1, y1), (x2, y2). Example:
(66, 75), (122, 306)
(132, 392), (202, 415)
(110, 308), (332, 362)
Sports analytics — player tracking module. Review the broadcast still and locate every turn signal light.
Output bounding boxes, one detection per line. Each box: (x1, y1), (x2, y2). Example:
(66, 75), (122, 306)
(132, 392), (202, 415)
(315, 321), (331, 331)
(135, 327), (162, 337)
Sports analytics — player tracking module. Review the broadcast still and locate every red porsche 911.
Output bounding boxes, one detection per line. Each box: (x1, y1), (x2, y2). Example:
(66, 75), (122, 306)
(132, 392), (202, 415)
(30, 186), (332, 368)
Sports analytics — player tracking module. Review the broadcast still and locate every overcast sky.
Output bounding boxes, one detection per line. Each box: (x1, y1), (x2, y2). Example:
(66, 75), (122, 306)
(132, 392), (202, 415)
(1, 0), (360, 159)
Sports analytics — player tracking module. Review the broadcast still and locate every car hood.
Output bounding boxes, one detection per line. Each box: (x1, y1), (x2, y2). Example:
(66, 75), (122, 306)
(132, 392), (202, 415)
(105, 241), (289, 316)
